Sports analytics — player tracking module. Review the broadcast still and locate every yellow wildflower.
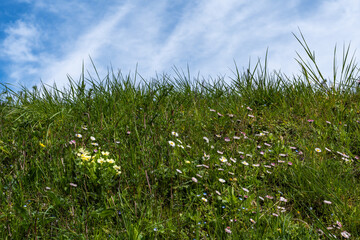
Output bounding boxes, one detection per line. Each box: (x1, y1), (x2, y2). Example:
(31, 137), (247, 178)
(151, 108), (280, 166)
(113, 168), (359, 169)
(107, 159), (115, 164)
(101, 151), (110, 156)
(113, 165), (121, 170)
(97, 158), (105, 164)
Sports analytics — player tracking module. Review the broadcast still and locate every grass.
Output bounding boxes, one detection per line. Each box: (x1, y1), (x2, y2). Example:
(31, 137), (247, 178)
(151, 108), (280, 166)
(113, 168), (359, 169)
(0, 34), (360, 239)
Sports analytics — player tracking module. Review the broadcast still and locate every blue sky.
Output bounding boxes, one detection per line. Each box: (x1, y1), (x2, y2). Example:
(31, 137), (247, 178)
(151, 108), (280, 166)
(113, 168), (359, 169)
(1, 0), (360, 89)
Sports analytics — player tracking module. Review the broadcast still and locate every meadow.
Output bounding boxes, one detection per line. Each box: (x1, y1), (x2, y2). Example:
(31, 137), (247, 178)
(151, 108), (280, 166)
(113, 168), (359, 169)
(1, 35), (360, 239)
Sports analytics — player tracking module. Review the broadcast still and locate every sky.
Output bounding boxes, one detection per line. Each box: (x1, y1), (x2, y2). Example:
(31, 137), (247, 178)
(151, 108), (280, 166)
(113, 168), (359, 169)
(1, 0), (360, 90)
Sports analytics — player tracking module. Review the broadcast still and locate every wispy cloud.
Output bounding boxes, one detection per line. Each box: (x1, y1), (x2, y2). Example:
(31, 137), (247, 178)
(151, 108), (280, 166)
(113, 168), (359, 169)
(1, 20), (40, 62)
(1, 0), (360, 89)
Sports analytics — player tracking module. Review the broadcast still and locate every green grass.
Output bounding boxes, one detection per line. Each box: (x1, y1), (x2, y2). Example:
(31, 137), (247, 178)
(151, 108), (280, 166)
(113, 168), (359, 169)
(0, 34), (360, 239)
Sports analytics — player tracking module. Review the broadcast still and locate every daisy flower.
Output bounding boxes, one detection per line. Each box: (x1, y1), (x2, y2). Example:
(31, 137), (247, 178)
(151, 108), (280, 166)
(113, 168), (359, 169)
(225, 227), (232, 234)
(101, 151), (110, 156)
(192, 177), (198, 183)
(315, 148), (322, 153)
(323, 200), (332, 204)
(203, 137), (209, 143)
(90, 136), (96, 141)
(75, 133), (82, 138)
(266, 195), (274, 199)
(241, 161), (249, 166)
(220, 156), (227, 163)
(107, 159), (115, 164)
(341, 231), (351, 239)
(171, 131), (179, 137)
(219, 178), (226, 183)
(97, 158), (105, 164)
(201, 197), (208, 202)
(336, 221), (342, 228)
(168, 141), (175, 147)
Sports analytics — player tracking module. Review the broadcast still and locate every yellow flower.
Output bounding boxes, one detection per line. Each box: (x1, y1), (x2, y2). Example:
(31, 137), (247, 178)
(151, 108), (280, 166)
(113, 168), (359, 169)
(168, 141), (176, 147)
(97, 158), (105, 164)
(39, 142), (46, 148)
(101, 151), (110, 156)
(107, 159), (115, 164)
(220, 156), (227, 163)
(81, 154), (91, 161)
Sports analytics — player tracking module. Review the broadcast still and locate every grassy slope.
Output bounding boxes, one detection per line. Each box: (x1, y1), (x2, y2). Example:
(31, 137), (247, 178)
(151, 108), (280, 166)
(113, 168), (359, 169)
(1, 41), (360, 239)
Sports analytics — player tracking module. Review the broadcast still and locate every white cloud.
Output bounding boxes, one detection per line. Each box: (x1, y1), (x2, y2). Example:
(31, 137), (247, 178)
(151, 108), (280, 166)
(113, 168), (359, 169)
(1, 0), (360, 89)
(41, 3), (134, 87)
(1, 20), (40, 62)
